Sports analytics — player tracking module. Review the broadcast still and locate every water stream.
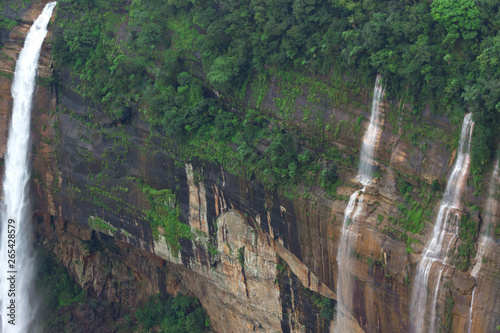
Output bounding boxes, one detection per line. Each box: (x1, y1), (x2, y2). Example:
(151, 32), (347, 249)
(410, 113), (474, 333)
(0, 3), (57, 332)
(334, 75), (384, 332)
(467, 158), (499, 333)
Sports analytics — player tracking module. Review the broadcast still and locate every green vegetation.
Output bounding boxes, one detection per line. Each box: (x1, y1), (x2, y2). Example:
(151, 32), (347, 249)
(390, 175), (435, 235)
(444, 296), (455, 332)
(88, 216), (117, 234)
(431, 180), (441, 192)
(0, 16), (16, 32)
(36, 250), (85, 309)
(135, 293), (210, 333)
(404, 275), (411, 286)
(137, 180), (191, 257)
(88, 216), (132, 239)
(50, 0), (500, 195)
(83, 237), (103, 254)
(36, 250), (86, 331)
(406, 238), (415, 254)
(53, 0), (348, 193)
(397, 177), (413, 197)
(381, 225), (419, 251)
(431, 0), (481, 39)
(36, 248), (209, 332)
(452, 214), (478, 270)
(237, 246), (245, 266)
(0, 71), (13, 80)
(0, 1), (34, 33)
(276, 259), (288, 273)
(309, 291), (335, 321)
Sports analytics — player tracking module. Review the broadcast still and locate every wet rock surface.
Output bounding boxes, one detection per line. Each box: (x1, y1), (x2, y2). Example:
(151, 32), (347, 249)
(0, 2), (497, 333)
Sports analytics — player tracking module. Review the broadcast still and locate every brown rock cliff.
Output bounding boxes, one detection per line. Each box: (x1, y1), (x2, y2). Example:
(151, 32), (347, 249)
(0, 2), (498, 333)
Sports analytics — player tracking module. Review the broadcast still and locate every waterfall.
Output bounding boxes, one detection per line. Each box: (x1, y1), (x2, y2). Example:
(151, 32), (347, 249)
(410, 113), (474, 333)
(0, 3), (56, 332)
(334, 75), (384, 332)
(357, 75), (384, 186)
(467, 158), (499, 333)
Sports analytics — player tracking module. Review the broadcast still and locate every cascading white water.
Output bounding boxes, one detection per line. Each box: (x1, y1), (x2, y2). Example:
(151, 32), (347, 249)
(410, 113), (474, 333)
(357, 75), (384, 187)
(0, 3), (56, 332)
(467, 158), (499, 333)
(334, 75), (384, 332)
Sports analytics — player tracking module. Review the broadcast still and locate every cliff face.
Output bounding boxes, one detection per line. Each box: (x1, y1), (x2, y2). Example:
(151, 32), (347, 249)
(0, 2), (499, 332)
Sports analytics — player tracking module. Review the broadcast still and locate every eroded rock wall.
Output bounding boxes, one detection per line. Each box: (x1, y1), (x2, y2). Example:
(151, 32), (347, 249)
(0, 2), (498, 333)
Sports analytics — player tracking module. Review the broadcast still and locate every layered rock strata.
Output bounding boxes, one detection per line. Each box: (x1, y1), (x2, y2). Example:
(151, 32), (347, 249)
(0, 2), (497, 333)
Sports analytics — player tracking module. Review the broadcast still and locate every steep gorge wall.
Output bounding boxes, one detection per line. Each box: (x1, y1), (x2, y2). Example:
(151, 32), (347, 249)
(0, 2), (499, 332)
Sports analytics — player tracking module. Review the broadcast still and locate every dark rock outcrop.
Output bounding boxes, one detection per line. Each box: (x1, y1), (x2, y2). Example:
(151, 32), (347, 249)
(0, 2), (498, 333)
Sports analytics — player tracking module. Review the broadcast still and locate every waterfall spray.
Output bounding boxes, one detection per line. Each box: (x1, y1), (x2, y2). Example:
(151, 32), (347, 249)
(467, 159), (499, 333)
(334, 75), (384, 332)
(410, 113), (474, 333)
(0, 3), (57, 332)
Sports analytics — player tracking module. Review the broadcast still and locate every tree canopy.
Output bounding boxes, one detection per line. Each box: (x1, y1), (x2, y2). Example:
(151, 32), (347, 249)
(52, 0), (500, 191)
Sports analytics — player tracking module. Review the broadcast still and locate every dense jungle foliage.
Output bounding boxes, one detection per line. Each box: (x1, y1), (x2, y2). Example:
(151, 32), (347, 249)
(35, 250), (209, 332)
(0, 1), (34, 36)
(52, 0), (500, 191)
(135, 293), (210, 332)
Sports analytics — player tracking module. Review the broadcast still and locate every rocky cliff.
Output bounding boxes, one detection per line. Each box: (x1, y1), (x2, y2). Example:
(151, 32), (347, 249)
(0, 1), (499, 332)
